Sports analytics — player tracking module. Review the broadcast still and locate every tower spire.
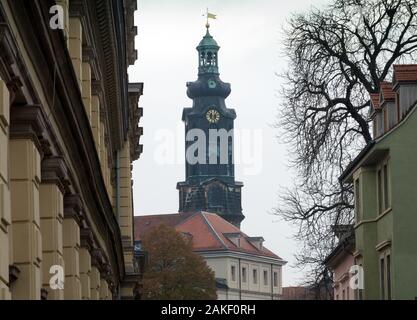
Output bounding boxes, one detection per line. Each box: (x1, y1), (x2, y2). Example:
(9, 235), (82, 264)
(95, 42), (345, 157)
(205, 8), (210, 29)
(204, 9), (217, 32)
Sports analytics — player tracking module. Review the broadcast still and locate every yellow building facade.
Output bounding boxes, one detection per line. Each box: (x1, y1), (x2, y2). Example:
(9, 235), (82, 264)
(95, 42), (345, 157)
(0, 0), (143, 300)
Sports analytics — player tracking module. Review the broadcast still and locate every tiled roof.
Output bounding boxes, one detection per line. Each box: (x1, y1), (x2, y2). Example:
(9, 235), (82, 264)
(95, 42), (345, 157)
(380, 82), (395, 102)
(134, 211), (283, 260)
(134, 213), (193, 241)
(393, 64), (417, 83)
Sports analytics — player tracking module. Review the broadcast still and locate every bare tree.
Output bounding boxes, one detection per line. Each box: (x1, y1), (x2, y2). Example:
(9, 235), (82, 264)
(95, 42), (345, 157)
(276, 0), (417, 284)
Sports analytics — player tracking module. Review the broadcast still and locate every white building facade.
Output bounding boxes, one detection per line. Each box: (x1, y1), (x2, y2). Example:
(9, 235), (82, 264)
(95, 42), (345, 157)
(203, 252), (284, 300)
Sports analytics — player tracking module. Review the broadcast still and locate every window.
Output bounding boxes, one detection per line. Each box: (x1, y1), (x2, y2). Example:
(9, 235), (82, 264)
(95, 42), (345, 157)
(380, 251), (392, 300)
(273, 272), (278, 287)
(342, 289), (345, 300)
(378, 169), (383, 214)
(387, 254), (392, 300)
(383, 164), (390, 210)
(231, 266), (236, 282)
(253, 269), (258, 284)
(377, 160), (391, 214)
(354, 178), (361, 220)
(242, 267), (247, 283)
(263, 270), (268, 286)
(380, 258), (385, 300)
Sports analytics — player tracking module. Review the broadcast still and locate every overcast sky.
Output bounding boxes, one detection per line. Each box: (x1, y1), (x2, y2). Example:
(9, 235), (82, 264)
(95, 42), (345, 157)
(128, 0), (330, 286)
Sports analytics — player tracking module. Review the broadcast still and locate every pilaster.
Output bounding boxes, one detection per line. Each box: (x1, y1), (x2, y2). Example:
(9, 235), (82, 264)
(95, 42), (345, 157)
(81, 62), (92, 123)
(9, 139), (42, 299)
(8, 105), (47, 300)
(79, 228), (94, 300)
(0, 79), (11, 299)
(68, 17), (83, 89)
(39, 156), (68, 299)
(63, 195), (82, 299)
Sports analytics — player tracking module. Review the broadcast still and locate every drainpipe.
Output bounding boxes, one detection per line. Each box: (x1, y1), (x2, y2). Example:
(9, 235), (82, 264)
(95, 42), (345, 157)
(270, 264), (273, 300)
(238, 258), (242, 300)
(116, 150), (121, 300)
(116, 149), (121, 223)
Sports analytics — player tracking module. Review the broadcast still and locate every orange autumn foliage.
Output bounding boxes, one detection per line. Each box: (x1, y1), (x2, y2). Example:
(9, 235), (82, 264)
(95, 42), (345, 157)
(141, 224), (217, 300)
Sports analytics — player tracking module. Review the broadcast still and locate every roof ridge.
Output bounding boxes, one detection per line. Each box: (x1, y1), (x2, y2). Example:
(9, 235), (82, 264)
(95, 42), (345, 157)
(173, 211), (200, 227)
(134, 213), (180, 218)
(200, 212), (228, 249)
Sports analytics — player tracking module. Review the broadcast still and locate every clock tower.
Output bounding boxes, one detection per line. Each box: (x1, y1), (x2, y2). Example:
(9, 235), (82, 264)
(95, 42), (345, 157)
(177, 25), (245, 228)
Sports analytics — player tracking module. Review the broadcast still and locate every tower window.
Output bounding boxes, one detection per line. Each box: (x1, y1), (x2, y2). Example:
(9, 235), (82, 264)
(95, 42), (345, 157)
(207, 52), (213, 65)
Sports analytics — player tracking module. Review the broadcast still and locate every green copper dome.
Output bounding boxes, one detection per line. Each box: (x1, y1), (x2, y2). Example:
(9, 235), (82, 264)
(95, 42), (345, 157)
(197, 29), (219, 49)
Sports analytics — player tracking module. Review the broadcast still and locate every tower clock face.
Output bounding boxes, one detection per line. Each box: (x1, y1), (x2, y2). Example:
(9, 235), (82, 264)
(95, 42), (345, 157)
(206, 109), (220, 123)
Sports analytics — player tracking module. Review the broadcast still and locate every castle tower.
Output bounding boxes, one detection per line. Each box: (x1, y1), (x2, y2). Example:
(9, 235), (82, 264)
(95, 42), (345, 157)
(177, 25), (245, 228)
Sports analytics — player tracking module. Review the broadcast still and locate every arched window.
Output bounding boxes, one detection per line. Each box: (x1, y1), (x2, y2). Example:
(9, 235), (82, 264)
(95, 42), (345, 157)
(207, 52), (213, 66)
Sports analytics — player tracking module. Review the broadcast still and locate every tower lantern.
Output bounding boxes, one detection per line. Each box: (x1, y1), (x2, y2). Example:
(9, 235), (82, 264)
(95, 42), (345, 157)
(197, 26), (220, 75)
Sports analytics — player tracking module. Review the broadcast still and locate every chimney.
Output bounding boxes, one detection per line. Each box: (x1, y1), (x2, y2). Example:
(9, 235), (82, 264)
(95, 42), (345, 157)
(370, 92), (382, 138)
(247, 237), (265, 250)
(393, 64), (417, 121)
(379, 82), (396, 133)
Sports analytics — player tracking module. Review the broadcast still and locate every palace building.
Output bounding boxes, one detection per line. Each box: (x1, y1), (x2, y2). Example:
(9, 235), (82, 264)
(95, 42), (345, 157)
(134, 25), (286, 300)
(0, 0), (143, 299)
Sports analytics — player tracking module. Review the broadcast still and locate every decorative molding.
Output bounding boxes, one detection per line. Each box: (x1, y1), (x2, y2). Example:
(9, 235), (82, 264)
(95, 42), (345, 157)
(375, 240), (392, 252)
(9, 104), (48, 155)
(0, 22), (36, 105)
(124, 0), (138, 66)
(91, 248), (106, 269)
(128, 83), (143, 161)
(80, 227), (95, 251)
(40, 288), (48, 300)
(63, 194), (83, 225)
(82, 46), (102, 82)
(41, 156), (70, 193)
(91, 80), (103, 97)
(9, 264), (20, 285)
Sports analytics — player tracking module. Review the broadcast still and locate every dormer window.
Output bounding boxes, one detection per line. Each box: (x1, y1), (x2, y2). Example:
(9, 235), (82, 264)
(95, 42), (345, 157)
(248, 237), (265, 250)
(223, 232), (241, 247)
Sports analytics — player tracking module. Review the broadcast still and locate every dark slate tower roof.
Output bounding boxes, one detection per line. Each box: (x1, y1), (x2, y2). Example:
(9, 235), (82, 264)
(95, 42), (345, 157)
(177, 25), (245, 228)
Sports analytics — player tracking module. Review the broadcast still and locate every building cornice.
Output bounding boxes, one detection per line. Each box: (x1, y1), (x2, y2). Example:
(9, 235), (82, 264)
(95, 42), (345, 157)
(198, 250), (287, 265)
